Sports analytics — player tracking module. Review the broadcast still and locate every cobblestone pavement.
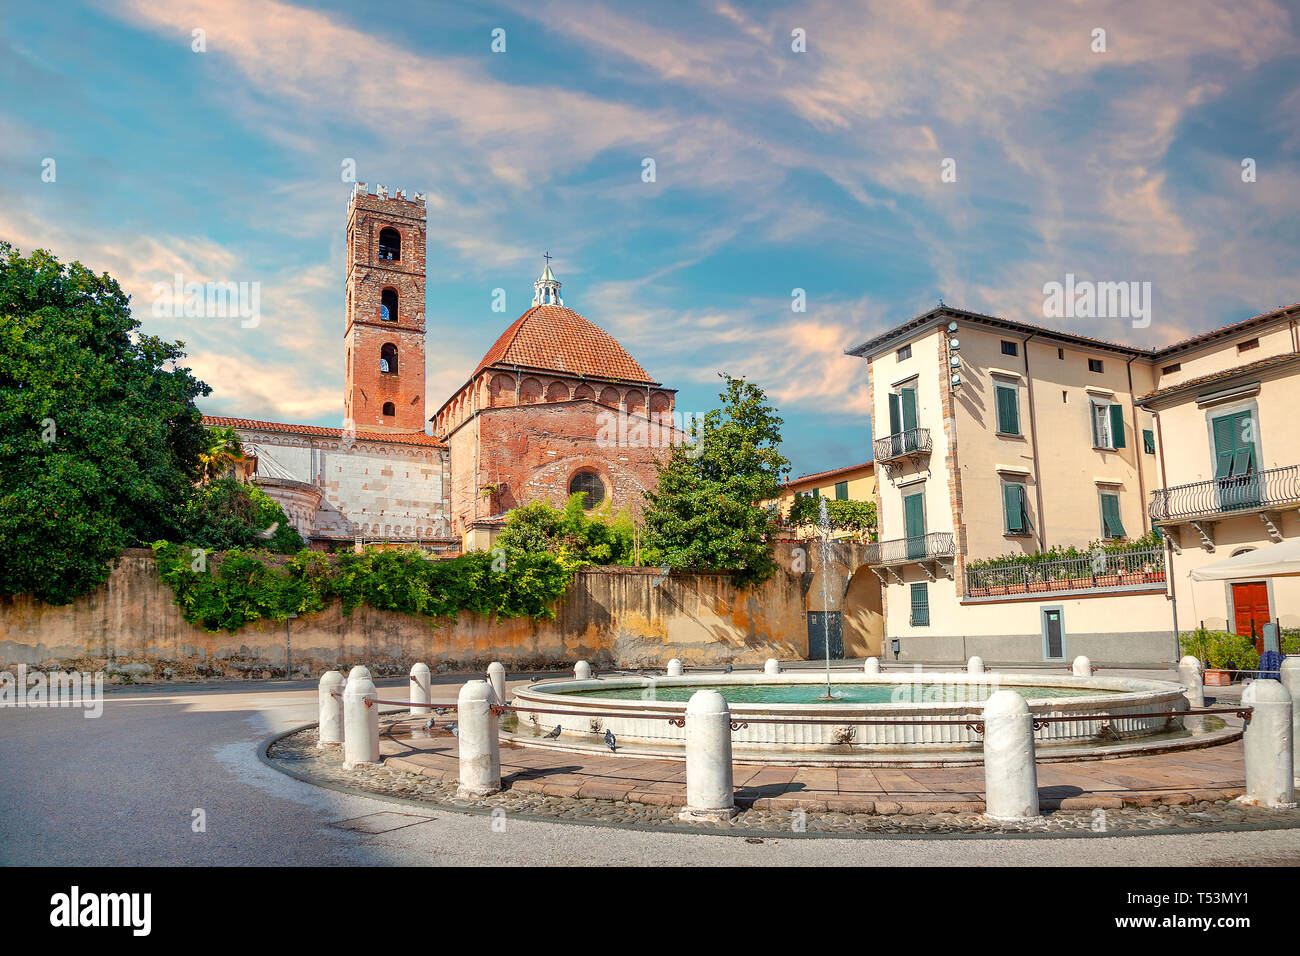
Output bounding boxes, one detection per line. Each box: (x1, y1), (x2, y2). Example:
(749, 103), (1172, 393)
(264, 714), (1299, 837)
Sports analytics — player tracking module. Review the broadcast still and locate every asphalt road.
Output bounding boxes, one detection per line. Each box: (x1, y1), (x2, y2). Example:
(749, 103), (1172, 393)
(2, 677), (1298, 867)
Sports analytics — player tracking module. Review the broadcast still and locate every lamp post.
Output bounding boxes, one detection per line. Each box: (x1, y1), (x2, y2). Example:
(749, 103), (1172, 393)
(285, 612), (298, 680)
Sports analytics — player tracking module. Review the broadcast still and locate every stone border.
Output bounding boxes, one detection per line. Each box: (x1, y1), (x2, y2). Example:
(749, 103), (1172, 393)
(258, 719), (1300, 839)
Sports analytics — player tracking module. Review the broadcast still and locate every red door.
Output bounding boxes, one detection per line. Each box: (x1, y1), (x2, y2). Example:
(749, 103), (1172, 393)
(1232, 582), (1271, 652)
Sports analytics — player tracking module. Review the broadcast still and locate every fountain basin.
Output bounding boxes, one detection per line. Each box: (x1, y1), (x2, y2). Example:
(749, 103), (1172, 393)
(505, 671), (1198, 764)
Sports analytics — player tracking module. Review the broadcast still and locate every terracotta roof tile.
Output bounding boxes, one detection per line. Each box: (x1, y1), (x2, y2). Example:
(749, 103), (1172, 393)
(785, 460), (874, 489)
(202, 415), (445, 448)
(1135, 352), (1300, 405)
(474, 304), (655, 383)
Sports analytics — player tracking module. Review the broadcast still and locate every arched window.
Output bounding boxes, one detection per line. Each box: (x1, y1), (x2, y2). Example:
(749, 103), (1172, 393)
(381, 288), (398, 322)
(382, 402), (395, 417)
(380, 343), (398, 375)
(569, 470), (606, 510)
(378, 228), (401, 261)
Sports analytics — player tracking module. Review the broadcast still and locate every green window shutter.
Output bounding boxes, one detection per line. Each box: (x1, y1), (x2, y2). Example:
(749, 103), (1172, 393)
(1142, 429), (1155, 454)
(910, 583), (929, 626)
(1231, 446), (1255, 477)
(1101, 493), (1125, 538)
(888, 393), (902, 435)
(995, 384), (1019, 434)
(835, 481), (848, 500)
(900, 387), (918, 432)
(811, 487), (820, 499)
(904, 493), (925, 537)
(1211, 415), (1237, 479)
(1003, 483), (1024, 533)
(1108, 403), (1126, 448)
(1091, 404), (1102, 447)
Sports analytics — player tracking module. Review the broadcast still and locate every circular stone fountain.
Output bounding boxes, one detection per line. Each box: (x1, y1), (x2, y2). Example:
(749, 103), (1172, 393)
(504, 671), (1209, 767)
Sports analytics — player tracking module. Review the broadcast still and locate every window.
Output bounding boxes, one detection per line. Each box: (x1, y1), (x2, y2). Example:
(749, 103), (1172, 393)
(1062, 390), (1068, 403)
(569, 470), (606, 510)
(1090, 401), (1125, 449)
(380, 289), (398, 322)
(994, 381), (1020, 435)
(897, 344), (912, 361)
(1099, 491), (1125, 539)
(910, 583), (929, 627)
(1238, 338), (1259, 353)
(1000, 340), (1019, 357)
(1002, 481), (1031, 535)
(1162, 362), (1181, 375)
(378, 227), (401, 261)
(1142, 429), (1156, 454)
(381, 402), (395, 417)
(834, 480), (848, 500)
(380, 342), (398, 375)
(810, 487), (820, 499)
(1058, 347), (1065, 360)
(887, 385), (918, 439)
(903, 491), (926, 560)
(1088, 358), (1104, 373)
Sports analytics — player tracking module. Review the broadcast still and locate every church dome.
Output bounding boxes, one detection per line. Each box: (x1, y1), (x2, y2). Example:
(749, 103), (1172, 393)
(474, 303), (656, 384)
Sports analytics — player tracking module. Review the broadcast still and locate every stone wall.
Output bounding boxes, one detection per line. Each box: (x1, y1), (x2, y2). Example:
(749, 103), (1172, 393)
(0, 551), (808, 676)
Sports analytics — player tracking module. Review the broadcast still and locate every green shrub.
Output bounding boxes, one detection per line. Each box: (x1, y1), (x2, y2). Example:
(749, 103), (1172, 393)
(1179, 627), (1261, 671)
(495, 494), (636, 566)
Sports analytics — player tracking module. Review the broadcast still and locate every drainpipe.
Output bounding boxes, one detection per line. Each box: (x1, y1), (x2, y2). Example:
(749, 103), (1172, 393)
(1021, 333), (1046, 551)
(1152, 409), (1181, 661)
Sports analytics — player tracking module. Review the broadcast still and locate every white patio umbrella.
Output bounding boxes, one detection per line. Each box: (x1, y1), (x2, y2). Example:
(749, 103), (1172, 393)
(1189, 537), (1300, 581)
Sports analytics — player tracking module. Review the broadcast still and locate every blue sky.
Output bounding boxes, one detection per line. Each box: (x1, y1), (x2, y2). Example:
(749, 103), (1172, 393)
(2, 0), (1299, 477)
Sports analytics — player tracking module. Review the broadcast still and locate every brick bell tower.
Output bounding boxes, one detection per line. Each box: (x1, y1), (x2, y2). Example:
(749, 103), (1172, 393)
(343, 182), (427, 433)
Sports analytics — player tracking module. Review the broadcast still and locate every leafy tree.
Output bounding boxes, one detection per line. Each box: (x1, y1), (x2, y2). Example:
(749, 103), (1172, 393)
(0, 243), (210, 604)
(181, 478), (304, 553)
(495, 493), (636, 565)
(641, 373), (789, 586)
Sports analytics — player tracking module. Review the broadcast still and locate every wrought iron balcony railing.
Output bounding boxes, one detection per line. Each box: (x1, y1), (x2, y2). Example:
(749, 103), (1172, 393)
(867, 531), (955, 567)
(1148, 464), (1300, 523)
(873, 427), (932, 463)
(965, 548), (1165, 599)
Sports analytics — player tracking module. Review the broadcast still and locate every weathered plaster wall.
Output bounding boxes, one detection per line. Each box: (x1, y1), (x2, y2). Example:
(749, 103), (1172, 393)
(0, 551), (808, 674)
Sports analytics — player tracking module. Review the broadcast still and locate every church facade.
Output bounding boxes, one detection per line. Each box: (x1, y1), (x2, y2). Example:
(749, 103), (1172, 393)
(203, 182), (677, 552)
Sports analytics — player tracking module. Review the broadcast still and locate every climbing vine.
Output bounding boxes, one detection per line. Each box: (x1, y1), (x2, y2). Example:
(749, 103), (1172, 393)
(152, 541), (577, 632)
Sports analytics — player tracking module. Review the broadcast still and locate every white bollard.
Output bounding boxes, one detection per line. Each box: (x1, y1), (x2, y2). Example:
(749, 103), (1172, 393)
(1178, 655), (1205, 708)
(666, 658), (684, 677)
(409, 662), (432, 714)
(863, 657), (881, 674)
(1239, 680), (1295, 808)
(1281, 658), (1300, 779)
(1072, 655), (1092, 678)
(678, 689), (738, 822)
(763, 658), (781, 676)
(456, 680), (501, 798)
(982, 690), (1040, 822)
(487, 661), (506, 704)
(574, 660), (591, 680)
(342, 665), (380, 768)
(318, 670), (345, 747)
(967, 656), (985, 676)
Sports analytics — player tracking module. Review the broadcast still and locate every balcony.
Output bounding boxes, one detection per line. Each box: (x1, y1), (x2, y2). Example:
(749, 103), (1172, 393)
(1148, 464), (1300, 550)
(867, 532), (955, 580)
(964, 548), (1165, 602)
(874, 427), (932, 465)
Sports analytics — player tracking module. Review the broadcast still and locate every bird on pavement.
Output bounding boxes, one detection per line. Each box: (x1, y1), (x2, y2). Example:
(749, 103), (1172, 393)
(544, 724), (562, 739)
(447, 722), (458, 737)
(723, 663), (733, 674)
(604, 729), (617, 752)
(423, 716), (435, 731)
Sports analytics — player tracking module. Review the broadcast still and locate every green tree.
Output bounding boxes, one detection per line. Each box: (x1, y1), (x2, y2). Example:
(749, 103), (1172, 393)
(198, 425), (246, 482)
(641, 374), (789, 586)
(495, 493), (636, 565)
(181, 478), (304, 553)
(0, 243), (210, 604)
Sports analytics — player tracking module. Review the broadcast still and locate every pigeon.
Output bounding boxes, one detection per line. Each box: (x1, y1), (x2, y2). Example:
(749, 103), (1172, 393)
(544, 724), (562, 739)
(604, 729), (617, 752)
(423, 716), (435, 731)
(447, 722), (458, 737)
(257, 522), (280, 539)
(723, 663), (733, 674)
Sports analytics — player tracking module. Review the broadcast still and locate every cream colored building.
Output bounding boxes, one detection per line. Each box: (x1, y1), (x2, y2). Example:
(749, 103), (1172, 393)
(844, 303), (1300, 664)
(776, 461), (876, 539)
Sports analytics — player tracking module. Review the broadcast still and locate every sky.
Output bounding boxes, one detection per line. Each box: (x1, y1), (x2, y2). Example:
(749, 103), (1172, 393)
(2, 0), (1299, 478)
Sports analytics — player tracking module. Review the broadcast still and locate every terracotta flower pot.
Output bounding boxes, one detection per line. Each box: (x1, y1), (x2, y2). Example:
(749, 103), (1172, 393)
(1204, 669), (1230, 686)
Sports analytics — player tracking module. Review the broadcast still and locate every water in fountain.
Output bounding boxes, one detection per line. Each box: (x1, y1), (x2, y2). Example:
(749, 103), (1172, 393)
(816, 496), (839, 700)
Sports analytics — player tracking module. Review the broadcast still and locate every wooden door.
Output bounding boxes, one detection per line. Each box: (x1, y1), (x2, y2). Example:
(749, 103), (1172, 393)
(1232, 582), (1271, 652)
